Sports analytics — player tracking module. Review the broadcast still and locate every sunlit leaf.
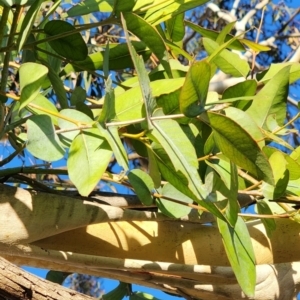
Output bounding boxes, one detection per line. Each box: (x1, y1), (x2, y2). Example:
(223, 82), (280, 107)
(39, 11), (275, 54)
(19, 63), (48, 111)
(240, 38), (271, 52)
(157, 183), (192, 218)
(261, 151), (289, 199)
(26, 115), (65, 161)
(121, 13), (156, 129)
(205, 112), (274, 184)
(184, 20), (245, 51)
(180, 60), (211, 117)
(65, 0), (114, 17)
(68, 128), (112, 196)
(123, 12), (172, 78)
(203, 38), (249, 77)
(217, 217), (256, 297)
(166, 13), (185, 42)
(246, 66), (290, 128)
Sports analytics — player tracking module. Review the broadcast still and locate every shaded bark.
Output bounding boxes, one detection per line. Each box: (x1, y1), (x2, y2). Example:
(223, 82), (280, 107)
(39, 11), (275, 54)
(0, 257), (95, 300)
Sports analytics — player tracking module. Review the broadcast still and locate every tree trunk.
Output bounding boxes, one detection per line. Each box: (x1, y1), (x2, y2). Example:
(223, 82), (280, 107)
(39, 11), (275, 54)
(0, 257), (95, 300)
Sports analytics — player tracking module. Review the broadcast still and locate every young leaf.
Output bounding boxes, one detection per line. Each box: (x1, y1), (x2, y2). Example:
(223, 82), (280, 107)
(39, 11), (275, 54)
(19, 62), (48, 111)
(180, 60), (211, 117)
(216, 21), (236, 45)
(246, 66), (290, 128)
(26, 115), (65, 161)
(44, 20), (88, 61)
(205, 112), (274, 185)
(217, 217), (256, 297)
(128, 169), (154, 206)
(68, 128), (113, 196)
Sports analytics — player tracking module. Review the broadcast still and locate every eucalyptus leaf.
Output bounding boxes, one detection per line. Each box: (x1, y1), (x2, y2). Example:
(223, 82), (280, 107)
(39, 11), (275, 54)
(217, 217), (256, 297)
(44, 20), (88, 61)
(205, 112), (274, 185)
(19, 63), (48, 111)
(128, 169), (154, 206)
(180, 60), (211, 117)
(246, 66), (290, 128)
(68, 128), (113, 196)
(157, 183), (192, 218)
(26, 115), (65, 161)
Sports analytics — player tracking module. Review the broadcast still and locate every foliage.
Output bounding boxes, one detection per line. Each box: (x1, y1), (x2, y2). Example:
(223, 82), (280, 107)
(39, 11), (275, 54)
(0, 0), (300, 299)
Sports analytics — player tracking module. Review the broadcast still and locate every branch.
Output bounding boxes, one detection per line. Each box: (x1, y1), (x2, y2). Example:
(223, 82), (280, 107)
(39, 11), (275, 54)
(0, 257), (95, 300)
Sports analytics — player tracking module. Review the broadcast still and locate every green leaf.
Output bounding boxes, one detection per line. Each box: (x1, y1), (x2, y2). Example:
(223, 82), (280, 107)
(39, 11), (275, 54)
(46, 271), (70, 285)
(205, 112), (274, 184)
(113, 0), (136, 14)
(240, 38), (271, 52)
(123, 12), (172, 78)
(144, 0), (210, 25)
(256, 200), (276, 238)
(70, 87), (86, 105)
(19, 62), (48, 111)
(115, 78), (184, 122)
(261, 151), (289, 199)
(103, 282), (129, 300)
(44, 20), (88, 61)
(264, 146), (300, 180)
(217, 217), (256, 297)
(147, 147), (161, 188)
(26, 115), (65, 161)
(47, 65), (69, 109)
(216, 21), (236, 45)
(68, 127), (113, 196)
(16, 0), (44, 52)
(58, 109), (93, 147)
(257, 62), (300, 84)
(246, 66), (290, 128)
(166, 13), (185, 42)
(180, 60), (211, 117)
(98, 76), (116, 124)
(203, 38), (250, 77)
(222, 79), (257, 111)
(150, 109), (224, 219)
(65, 0), (114, 17)
(225, 161), (239, 226)
(61, 42), (151, 75)
(26, 94), (59, 126)
(121, 14), (156, 129)
(157, 183), (192, 218)
(184, 20), (245, 51)
(225, 107), (265, 148)
(128, 169), (154, 206)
